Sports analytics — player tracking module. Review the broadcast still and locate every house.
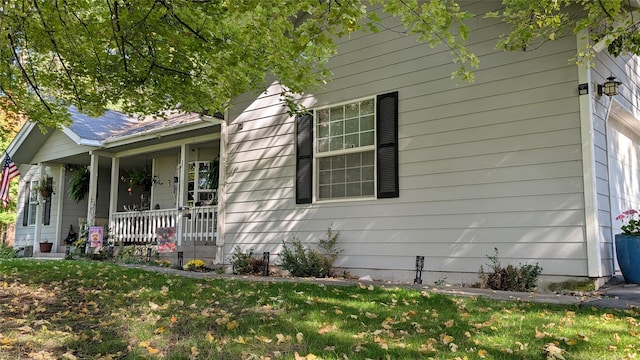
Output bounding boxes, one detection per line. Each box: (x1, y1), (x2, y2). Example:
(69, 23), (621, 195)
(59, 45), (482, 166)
(6, 2), (640, 287)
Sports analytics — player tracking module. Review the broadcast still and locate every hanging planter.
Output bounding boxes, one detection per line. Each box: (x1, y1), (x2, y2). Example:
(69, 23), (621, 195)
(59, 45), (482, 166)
(121, 168), (162, 191)
(34, 176), (54, 198)
(67, 167), (90, 203)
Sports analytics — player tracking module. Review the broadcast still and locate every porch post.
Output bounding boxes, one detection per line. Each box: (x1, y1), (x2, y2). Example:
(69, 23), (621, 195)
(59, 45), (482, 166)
(215, 116), (228, 264)
(109, 157), (120, 236)
(86, 152), (99, 227)
(176, 144), (188, 246)
(33, 164), (44, 252)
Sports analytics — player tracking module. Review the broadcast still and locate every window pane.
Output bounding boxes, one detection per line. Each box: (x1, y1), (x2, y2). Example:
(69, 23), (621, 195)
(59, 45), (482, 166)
(318, 109), (329, 122)
(332, 184), (345, 198)
(346, 168), (360, 182)
(331, 169), (345, 183)
(345, 134), (359, 149)
(362, 165), (374, 180)
(318, 121), (329, 138)
(318, 170), (331, 185)
(345, 118), (359, 134)
(346, 153), (361, 167)
(361, 99), (374, 115)
(362, 181), (375, 196)
(360, 131), (374, 146)
(361, 115), (374, 131)
(330, 136), (343, 151)
(330, 121), (344, 136)
(345, 103), (359, 118)
(330, 106), (344, 120)
(319, 185), (331, 199)
(332, 155), (346, 169)
(362, 151), (374, 166)
(346, 183), (361, 197)
(317, 138), (329, 152)
(319, 157), (331, 169)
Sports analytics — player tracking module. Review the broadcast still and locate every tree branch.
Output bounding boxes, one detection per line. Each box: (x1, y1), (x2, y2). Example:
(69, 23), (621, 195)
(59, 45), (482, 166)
(7, 33), (53, 114)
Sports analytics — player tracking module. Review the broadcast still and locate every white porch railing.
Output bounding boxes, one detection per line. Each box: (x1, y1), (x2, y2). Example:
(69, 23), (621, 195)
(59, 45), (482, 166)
(110, 206), (217, 245)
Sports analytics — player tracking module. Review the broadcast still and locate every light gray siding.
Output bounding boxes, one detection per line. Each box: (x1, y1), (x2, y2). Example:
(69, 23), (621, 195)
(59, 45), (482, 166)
(223, 2), (586, 283)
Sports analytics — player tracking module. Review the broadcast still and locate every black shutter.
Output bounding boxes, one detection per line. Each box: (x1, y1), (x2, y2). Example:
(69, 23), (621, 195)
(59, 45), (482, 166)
(376, 91), (399, 198)
(22, 183), (29, 226)
(42, 177), (52, 225)
(296, 112), (313, 204)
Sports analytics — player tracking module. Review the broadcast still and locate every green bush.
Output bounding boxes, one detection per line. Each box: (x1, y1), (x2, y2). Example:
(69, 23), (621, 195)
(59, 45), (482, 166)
(478, 248), (542, 292)
(229, 247), (265, 275)
(279, 226), (342, 278)
(0, 243), (17, 259)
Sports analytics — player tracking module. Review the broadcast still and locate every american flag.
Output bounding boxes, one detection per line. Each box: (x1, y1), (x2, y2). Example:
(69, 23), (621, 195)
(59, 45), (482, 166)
(0, 153), (20, 208)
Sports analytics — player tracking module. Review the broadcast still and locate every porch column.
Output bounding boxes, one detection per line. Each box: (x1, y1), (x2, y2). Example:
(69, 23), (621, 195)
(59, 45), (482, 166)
(33, 164), (45, 252)
(215, 118), (228, 264)
(109, 157), (120, 232)
(86, 152), (100, 227)
(176, 144), (188, 246)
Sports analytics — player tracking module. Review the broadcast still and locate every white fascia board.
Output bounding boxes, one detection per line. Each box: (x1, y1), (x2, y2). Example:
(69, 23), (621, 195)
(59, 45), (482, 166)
(60, 126), (102, 147)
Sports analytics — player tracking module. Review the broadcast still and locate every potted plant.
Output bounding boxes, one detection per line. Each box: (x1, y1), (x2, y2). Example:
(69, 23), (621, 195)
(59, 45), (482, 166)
(614, 209), (640, 284)
(121, 168), (162, 192)
(39, 239), (53, 253)
(67, 167), (90, 203)
(34, 176), (54, 198)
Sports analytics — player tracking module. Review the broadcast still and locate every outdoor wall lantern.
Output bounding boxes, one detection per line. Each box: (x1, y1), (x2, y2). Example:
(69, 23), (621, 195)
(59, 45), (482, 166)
(598, 75), (622, 97)
(181, 206), (191, 219)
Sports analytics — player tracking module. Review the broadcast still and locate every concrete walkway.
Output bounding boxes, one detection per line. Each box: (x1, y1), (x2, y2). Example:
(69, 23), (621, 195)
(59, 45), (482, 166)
(123, 264), (640, 310)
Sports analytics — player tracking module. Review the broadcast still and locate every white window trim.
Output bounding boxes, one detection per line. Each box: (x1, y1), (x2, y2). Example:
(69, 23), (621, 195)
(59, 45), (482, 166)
(312, 96), (378, 203)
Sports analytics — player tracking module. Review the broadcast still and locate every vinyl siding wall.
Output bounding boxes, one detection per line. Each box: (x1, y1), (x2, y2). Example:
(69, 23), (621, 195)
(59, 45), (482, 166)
(223, 2), (587, 282)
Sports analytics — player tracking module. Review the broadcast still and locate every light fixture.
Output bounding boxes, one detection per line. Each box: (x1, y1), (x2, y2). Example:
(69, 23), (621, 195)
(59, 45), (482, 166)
(598, 75), (622, 97)
(181, 206), (191, 219)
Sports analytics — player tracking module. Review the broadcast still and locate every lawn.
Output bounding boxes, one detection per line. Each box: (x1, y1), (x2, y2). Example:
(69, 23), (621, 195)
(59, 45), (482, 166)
(0, 259), (639, 360)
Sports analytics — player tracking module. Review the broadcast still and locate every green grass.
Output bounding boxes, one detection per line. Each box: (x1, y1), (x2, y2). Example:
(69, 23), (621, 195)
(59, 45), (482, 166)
(1, 259), (639, 359)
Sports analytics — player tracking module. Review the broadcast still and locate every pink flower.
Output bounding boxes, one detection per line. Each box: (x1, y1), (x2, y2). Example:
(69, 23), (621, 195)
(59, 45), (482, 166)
(616, 214), (625, 221)
(623, 209), (638, 215)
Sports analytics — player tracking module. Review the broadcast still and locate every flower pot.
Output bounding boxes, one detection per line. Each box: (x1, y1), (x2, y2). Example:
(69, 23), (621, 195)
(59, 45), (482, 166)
(39, 242), (53, 253)
(615, 234), (640, 284)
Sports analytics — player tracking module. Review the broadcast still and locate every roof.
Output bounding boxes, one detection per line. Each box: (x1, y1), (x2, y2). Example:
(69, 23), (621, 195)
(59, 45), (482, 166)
(4, 107), (223, 165)
(66, 107), (208, 145)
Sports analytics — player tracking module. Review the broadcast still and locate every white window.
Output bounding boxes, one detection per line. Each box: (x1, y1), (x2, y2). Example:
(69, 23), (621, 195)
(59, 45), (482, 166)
(315, 98), (376, 200)
(295, 91), (398, 204)
(27, 181), (38, 226)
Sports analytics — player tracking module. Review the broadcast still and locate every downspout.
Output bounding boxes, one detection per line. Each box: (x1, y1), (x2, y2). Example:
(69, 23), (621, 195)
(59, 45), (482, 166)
(577, 29), (602, 278)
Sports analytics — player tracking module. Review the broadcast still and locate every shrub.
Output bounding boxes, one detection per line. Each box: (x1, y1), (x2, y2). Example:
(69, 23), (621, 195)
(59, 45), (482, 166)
(478, 248), (542, 292)
(229, 247), (265, 275)
(279, 226), (342, 278)
(0, 243), (17, 259)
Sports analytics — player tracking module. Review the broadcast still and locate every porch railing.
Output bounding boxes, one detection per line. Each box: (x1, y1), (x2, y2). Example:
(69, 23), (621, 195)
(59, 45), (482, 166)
(110, 206), (217, 246)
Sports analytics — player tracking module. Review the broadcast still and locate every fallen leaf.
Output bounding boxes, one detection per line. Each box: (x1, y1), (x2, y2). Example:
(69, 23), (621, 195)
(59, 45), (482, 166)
(296, 332), (304, 343)
(478, 349), (488, 358)
(544, 343), (565, 360)
(147, 346), (160, 354)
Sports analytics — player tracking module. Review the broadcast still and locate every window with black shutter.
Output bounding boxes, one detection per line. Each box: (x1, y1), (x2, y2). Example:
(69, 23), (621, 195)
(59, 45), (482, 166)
(295, 91), (399, 203)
